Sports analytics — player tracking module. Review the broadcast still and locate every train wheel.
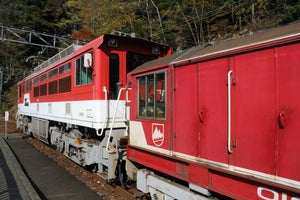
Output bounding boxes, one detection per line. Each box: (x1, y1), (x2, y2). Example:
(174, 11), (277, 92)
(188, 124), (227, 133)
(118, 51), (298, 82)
(116, 159), (127, 185)
(23, 125), (32, 137)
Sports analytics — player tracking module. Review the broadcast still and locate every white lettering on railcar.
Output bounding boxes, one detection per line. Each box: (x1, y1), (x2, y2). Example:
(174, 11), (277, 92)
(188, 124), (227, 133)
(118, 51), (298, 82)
(257, 186), (300, 200)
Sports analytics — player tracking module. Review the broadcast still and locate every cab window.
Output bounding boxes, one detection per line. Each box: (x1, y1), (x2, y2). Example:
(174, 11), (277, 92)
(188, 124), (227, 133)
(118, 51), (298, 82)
(76, 55), (93, 85)
(126, 52), (156, 73)
(109, 54), (120, 99)
(138, 72), (166, 119)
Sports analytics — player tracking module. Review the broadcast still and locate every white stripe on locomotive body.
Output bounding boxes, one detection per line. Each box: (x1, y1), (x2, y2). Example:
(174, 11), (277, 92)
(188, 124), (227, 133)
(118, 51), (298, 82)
(129, 120), (300, 191)
(18, 96), (128, 129)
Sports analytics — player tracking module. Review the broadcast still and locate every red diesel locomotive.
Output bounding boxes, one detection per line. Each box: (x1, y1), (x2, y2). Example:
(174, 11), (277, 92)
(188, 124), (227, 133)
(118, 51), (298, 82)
(127, 22), (300, 199)
(16, 34), (171, 181)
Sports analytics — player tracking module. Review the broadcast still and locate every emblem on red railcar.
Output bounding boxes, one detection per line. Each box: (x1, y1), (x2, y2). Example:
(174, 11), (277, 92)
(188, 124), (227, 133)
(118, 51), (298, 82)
(152, 123), (164, 146)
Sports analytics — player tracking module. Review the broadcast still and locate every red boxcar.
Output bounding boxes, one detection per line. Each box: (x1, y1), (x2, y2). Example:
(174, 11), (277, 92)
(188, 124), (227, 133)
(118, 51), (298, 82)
(127, 22), (300, 199)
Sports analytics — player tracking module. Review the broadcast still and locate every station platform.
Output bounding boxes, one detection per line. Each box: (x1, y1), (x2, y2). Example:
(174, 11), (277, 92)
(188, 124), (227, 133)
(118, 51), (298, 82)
(0, 133), (101, 200)
(0, 135), (39, 200)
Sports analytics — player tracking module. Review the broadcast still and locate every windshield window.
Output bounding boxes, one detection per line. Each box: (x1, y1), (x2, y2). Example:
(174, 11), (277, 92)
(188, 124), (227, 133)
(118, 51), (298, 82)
(126, 52), (157, 73)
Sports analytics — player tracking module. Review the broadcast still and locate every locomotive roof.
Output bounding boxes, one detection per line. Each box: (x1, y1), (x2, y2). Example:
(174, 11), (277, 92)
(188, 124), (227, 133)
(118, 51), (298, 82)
(131, 21), (300, 74)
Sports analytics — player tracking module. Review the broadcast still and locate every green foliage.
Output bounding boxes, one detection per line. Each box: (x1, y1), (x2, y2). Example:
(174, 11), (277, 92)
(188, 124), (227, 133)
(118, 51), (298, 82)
(280, 0), (300, 23)
(59, 0), (83, 33)
(1, 0), (300, 52)
(0, 0), (299, 73)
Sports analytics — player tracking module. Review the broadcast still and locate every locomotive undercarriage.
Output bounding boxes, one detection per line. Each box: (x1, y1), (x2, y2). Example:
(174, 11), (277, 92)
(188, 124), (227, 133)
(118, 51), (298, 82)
(16, 114), (128, 182)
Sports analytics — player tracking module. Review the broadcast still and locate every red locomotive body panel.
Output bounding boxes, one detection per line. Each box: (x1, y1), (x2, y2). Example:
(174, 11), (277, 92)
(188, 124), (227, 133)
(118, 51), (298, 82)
(276, 42), (300, 182)
(127, 22), (300, 199)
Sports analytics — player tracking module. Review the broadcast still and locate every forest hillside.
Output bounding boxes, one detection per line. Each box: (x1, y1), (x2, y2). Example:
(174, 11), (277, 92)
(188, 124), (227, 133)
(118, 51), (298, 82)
(1, 0), (300, 114)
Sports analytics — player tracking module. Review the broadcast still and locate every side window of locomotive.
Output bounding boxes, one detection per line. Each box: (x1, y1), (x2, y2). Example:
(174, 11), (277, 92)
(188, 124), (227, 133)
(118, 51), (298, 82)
(58, 63), (72, 93)
(48, 69), (58, 78)
(26, 80), (32, 92)
(138, 72), (166, 119)
(34, 77), (39, 84)
(33, 77), (39, 97)
(59, 63), (71, 74)
(76, 55), (93, 86)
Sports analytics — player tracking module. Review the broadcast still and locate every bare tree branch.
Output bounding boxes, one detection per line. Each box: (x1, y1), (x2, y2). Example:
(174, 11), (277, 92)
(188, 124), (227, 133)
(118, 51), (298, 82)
(150, 0), (166, 42)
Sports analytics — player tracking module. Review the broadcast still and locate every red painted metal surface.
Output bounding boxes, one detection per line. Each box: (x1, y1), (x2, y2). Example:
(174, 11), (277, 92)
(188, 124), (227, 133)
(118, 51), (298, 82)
(231, 48), (277, 175)
(276, 43), (300, 182)
(128, 23), (300, 199)
(197, 58), (229, 163)
(173, 64), (199, 156)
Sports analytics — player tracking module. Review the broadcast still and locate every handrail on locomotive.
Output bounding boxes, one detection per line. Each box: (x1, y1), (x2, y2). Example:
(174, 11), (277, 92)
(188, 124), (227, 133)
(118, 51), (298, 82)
(106, 86), (132, 153)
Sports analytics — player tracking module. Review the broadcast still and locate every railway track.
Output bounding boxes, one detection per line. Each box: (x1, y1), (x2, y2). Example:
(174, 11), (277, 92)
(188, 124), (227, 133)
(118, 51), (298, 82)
(25, 136), (144, 200)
